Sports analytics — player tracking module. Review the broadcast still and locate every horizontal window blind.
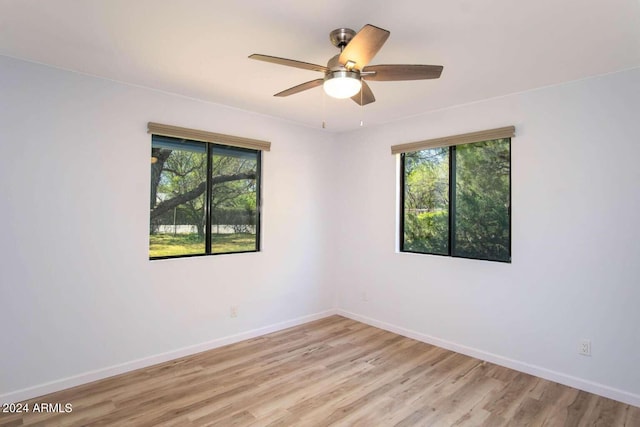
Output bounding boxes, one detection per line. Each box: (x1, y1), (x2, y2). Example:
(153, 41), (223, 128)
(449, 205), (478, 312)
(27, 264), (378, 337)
(148, 122), (271, 151)
(391, 126), (515, 155)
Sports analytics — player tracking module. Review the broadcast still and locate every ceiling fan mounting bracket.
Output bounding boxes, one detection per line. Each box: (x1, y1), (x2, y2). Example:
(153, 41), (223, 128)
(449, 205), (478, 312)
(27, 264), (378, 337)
(329, 28), (356, 50)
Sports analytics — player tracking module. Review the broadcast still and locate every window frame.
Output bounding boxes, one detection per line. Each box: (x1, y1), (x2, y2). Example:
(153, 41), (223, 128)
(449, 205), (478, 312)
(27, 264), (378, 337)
(149, 135), (262, 260)
(399, 138), (512, 263)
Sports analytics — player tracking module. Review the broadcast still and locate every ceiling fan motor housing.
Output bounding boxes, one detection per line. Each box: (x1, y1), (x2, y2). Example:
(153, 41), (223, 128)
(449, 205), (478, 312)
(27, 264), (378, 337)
(327, 54), (351, 72)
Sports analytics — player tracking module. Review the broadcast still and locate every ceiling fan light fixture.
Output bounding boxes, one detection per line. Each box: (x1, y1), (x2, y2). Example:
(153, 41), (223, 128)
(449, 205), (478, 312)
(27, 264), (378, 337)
(323, 71), (361, 99)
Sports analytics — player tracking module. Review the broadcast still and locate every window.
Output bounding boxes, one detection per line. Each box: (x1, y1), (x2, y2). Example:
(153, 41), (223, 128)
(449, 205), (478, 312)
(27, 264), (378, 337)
(149, 132), (263, 259)
(399, 130), (512, 263)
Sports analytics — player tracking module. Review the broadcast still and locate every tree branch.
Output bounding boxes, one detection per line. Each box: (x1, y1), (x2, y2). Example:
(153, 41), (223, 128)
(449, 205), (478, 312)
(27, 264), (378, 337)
(150, 171), (256, 220)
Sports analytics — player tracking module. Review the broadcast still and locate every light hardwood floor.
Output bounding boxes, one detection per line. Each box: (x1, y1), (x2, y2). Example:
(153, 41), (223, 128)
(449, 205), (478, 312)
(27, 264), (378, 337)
(1, 315), (639, 426)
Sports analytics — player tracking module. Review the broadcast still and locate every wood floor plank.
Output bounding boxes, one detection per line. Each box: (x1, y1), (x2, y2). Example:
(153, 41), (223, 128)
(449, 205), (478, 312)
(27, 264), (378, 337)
(1, 315), (638, 427)
(482, 371), (541, 420)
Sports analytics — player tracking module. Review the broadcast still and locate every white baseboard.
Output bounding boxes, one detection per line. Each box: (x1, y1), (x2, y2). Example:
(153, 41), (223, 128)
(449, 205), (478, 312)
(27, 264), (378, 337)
(336, 309), (640, 408)
(0, 309), (338, 405)
(5, 308), (638, 408)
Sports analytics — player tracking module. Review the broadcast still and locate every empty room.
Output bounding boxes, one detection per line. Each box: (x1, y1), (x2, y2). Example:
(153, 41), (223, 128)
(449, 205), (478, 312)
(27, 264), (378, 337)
(1, 0), (639, 425)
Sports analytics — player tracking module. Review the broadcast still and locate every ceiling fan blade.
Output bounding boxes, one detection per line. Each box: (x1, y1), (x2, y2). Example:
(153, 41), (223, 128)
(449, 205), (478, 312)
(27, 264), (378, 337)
(339, 24), (390, 70)
(351, 81), (375, 106)
(274, 79), (324, 97)
(249, 54), (328, 73)
(362, 64), (443, 81)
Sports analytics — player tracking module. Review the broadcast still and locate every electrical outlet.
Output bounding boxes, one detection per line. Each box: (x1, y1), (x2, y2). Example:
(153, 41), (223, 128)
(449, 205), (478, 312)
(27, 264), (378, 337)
(579, 339), (591, 356)
(361, 291), (369, 302)
(230, 306), (238, 318)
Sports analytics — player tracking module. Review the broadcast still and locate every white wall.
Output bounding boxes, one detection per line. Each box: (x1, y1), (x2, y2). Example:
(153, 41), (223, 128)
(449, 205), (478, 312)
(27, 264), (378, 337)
(332, 68), (640, 405)
(0, 55), (338, 400)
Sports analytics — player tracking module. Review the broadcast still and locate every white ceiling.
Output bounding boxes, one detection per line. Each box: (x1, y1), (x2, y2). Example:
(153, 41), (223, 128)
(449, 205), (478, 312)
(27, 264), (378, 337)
(1, 0), (639, 132)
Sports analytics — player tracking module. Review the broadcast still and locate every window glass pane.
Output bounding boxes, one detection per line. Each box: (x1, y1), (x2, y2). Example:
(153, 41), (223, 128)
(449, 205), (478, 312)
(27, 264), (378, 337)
(211, 146), (259, 254)
(403, 148), (449, 254)
(150, 136), (207, 257)
(454, 139), (510, 261)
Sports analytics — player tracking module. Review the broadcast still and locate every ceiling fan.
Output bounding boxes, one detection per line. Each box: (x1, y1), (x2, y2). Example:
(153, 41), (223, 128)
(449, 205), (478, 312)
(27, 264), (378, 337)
(249, 24), (443, 106)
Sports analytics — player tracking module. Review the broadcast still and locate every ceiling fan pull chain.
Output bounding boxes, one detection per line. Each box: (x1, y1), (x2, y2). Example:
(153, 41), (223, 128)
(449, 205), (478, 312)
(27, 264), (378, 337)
(360, 90), (364, 127)
(322, 89), (326, 129)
